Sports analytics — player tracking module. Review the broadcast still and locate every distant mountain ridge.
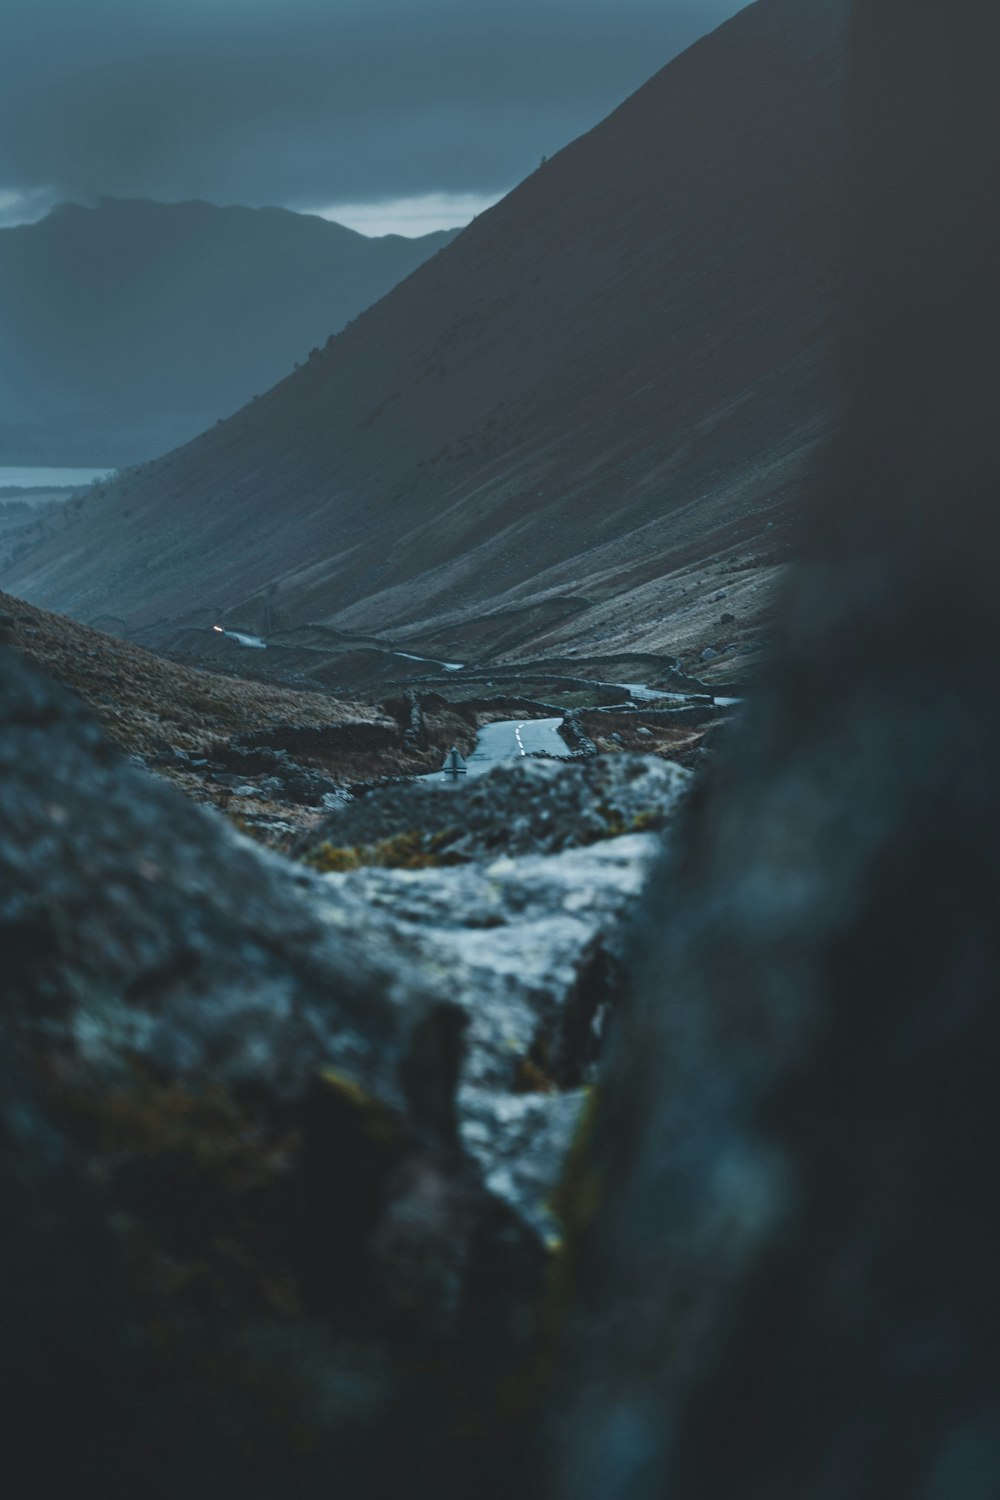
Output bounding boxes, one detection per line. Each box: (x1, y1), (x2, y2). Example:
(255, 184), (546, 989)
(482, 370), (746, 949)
(0, 198), (456, 465)
(3, 0), (848, 669)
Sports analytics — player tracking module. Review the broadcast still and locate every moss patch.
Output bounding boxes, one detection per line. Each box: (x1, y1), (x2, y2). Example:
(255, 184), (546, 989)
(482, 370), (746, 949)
(57, 1074), (304, 1318)
(303, 828), (467, 874)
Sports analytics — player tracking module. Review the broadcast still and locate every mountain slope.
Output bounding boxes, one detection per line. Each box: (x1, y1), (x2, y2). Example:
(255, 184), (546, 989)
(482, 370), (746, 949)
(3, 0), (847, 668)
(0, 199), (455, 465)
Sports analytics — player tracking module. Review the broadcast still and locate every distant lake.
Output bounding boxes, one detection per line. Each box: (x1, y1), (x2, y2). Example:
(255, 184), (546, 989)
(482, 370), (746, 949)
(0, 466), (115, 490)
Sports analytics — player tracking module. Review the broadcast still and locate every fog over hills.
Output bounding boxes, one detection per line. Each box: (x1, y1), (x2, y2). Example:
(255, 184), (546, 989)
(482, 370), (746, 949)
(0, 198), (455, 465)
(3, 0), (847, 666)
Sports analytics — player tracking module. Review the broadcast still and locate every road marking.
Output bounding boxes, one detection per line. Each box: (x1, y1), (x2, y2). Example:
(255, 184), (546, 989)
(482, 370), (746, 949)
(514, 722), (526, 756)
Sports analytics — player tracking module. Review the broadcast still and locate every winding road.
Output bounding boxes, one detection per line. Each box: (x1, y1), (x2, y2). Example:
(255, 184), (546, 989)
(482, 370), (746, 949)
(463, 717), (570, 776)
(425, 717), (572, 783)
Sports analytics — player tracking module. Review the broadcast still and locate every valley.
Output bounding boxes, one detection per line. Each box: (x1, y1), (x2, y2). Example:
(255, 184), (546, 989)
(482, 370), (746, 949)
(1, 588), (735, 853)
(0, 0), (847, 669)
(8, 0), (974, 1493)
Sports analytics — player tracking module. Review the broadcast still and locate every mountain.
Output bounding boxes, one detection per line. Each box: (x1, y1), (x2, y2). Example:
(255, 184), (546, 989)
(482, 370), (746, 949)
(2, 0), (847, 670)
(0, 199), (456, 465)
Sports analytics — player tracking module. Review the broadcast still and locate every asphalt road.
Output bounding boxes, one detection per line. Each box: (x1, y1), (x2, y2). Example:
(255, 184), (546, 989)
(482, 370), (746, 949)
(464, 717), (570, 777)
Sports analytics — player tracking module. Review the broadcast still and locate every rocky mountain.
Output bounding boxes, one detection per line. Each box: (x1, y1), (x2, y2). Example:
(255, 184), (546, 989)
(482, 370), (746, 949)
(2, 0), (847, 673)
(0, 198), (456, 465)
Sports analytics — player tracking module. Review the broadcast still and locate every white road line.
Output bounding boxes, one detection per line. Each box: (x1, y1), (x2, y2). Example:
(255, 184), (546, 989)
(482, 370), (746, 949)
(514, 722), (526, 755)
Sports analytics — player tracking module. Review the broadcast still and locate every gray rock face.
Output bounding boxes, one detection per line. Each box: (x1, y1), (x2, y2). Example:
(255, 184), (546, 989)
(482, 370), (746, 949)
(300, 753), (690, 863)
(152, 740), (351, 806)
(311, 835), (662, 1237)
(462, 1090), (589, 1246)
(0, 648), (444, 1115)
(0, 644), (681, 1497)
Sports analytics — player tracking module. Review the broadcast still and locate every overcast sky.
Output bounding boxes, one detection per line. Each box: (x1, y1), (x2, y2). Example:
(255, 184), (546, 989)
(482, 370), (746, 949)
(1, 0), (744, 235)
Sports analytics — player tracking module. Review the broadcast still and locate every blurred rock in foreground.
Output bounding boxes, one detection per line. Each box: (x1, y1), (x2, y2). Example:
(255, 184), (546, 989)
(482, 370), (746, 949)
(552, 1), (1000, 1494)
(0, 645), (684, 1498)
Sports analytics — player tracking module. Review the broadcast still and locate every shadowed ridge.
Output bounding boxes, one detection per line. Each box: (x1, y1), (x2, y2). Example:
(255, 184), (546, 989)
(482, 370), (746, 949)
(2, 0), (848, 670)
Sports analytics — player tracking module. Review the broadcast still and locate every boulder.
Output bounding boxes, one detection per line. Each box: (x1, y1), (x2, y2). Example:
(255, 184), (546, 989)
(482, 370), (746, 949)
(311, 835), (663, 1235)
(299, 753), (690, 866)
(0, 645), (683, 1497)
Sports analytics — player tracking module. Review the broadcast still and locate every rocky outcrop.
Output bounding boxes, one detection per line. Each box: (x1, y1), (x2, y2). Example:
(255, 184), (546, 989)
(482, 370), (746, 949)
(0, 644), (682, 1497)
(314, 835), (664, 1242)
(298, 754), (689, 866)
(150, 741), (348, 806)
(230, 718), (400, 757)
(559, 710), (599, 756)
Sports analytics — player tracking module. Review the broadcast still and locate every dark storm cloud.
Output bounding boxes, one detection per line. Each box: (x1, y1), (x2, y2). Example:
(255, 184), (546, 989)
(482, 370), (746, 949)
(0, 0), (742, 214)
